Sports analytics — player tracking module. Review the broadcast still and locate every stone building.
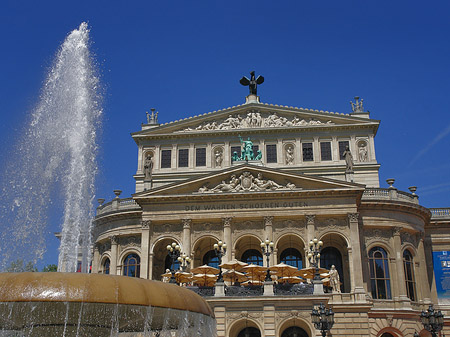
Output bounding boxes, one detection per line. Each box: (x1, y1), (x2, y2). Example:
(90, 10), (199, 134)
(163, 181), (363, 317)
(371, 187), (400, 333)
(92, 91), (450, 337)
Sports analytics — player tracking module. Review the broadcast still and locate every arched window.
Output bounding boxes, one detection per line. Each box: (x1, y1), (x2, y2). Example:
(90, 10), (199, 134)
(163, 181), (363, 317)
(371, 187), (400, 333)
(241, 249), (263, 266)
(403, 249), (417, 301)
(237, 327), (261, 337)
(281, 326), (309, 337)
(102, 258), (110, 275)
(320, 246), (344, 292)
(280, 248), (303, 270)
(203, 250), (220, 268)
(380, 333), (395, 337)
(123, 253), (140, 278)
(368, 247), (391, 299)
(164, 254), (180, 272)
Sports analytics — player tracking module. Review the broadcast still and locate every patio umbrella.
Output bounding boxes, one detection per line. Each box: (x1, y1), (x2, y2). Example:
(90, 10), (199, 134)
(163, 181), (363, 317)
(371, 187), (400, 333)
(190, 264), (219, 275)
(277, 276), (304, 284)
(219, 259), (248, 271)
(161, 271), (193, 284)
(269, 263), (302, 278)
(222, 270), (248, 284)
(299, 267), (329, 279)
(192, 273), (217, 286)
(241, 264), (267, 281)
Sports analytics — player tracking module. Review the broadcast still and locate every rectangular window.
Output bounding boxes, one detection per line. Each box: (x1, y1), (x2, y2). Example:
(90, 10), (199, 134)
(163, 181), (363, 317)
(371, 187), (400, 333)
(339, 141), (349, 160)
(195, 148), (206, 167)
(178, 149), (189, 167)
(302, 143), (313, 161)
(231, 146), (241, 159)
(320, 142), (332, 161)
(161, 149), (172, 168)
(266, 144), (277, 163)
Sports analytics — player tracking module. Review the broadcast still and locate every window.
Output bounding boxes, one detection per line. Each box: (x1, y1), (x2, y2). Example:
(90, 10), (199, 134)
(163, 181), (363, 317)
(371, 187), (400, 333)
(161, 149), (172, 168)
(178, 149), (189, 167)
(237, 327), (261, 337)
(165, 253), (180, 272)
(280, 248), (303, 270)
(241, 249), (263, 266)
(320, 142), (332, 161)
(339, 141), (349, 160)
(203, 250), (219, 268)
(320, 247), (344, 292)
(281, 327), (309, 337)
(403, 250), (417, 301)
(266, 144), (277, 163)
(123, 253), (140, 278)
(302, 142), (313, 161)
(195, 148), (206, 167)
(231, 146), (241, 160)
(368, 247), (391, 299)
(103, 258), (110, 275)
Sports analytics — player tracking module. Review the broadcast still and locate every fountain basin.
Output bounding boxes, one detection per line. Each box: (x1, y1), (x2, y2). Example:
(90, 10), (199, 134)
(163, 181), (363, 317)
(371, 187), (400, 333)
(0, 272), (215, 336)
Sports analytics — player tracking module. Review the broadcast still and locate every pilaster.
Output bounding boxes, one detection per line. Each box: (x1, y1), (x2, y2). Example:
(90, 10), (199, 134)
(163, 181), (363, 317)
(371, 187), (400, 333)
(348, 213), (365, 297)
(223, 217), (233, 262)
(140, 220), (151, 279)
(182, 218), (192, 257)
(305, 214), (315, 268)
(92, 244), (99, 273)
(393, 226), (410, 305)
(110, 235), (118, 275)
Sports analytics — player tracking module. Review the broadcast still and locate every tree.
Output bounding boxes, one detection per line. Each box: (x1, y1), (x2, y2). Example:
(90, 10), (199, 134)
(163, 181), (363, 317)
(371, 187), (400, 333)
(6, 259), (38, 272)
(42, 264), (58, 272)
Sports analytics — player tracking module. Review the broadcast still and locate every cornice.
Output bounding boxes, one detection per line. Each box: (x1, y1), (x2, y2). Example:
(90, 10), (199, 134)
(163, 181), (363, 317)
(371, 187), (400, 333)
(359, 200), (431, 223)
(94, 210), (142, 226)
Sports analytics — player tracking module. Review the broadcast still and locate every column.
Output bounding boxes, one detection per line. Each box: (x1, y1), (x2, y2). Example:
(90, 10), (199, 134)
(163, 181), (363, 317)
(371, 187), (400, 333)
(393, 227), (409, 303)
(110, 235), (118, 275)
(347, 247), (355, 291)
(264, 216), (274, 265)
(368, 134), (376, 161)
(206, 143), (212, 168)
(305, 215), (315, 268)
(182, 219), (192, 257)
(295, 137), (301, 165)
(148, 253), (154, 280)
(189, 143), (195, 168)
(417, 232), (431, 302)
(140, 220), (151, 279)
(92, 244), (100, 273)
(313, 136), (320, 163)
(222, 217), (232, 262)
(332, 136), (338, 162)
(348, 213), (365, 294)
(277, 138), (283, 165)
(263, 305), (276, 337)
(224, 141), (230, 167)
(172, 144), (177, 170)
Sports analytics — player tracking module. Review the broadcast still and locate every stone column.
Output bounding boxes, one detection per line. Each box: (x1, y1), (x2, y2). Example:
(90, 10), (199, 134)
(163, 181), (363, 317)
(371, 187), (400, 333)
(189, 143), (195, 168)
(305, 215), (315, 268)
(182, 219), (192, 257)
(172, 144), (177, 170)
(264, 216), (274, 266)
(263, 304), (276, 337)
(348, 213), (365, 295)
(313, 136), (320, 163)
(140, 220), (151, 279)
(110, 235), (118, 275)
(347, 247), (355, 291)
(417, 232), (431, 303)
(222, 217), (232, 262)
(277, 138), (283, 165)
(393, 227), (409, 304)
(92, 244), (100, 273)
(332, 136), (338, 162)
(206, 143), (212, 168)
(224, 141), (230, 167)
(148, 252), (154, 280)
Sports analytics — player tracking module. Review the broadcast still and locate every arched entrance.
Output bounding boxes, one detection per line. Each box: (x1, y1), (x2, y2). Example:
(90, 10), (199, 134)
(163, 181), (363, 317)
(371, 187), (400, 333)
(237, 327), (261, 337)
(281, 326), (309, 337)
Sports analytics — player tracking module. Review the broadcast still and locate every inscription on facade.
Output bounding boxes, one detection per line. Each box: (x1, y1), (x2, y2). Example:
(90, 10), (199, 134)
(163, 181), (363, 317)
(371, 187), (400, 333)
(185, 201), (308, 211)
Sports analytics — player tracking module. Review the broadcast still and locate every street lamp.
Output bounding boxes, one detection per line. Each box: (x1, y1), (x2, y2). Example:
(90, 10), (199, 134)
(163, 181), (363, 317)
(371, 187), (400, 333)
(260, 238), (274, 281)
(166, 242), (181, 284)
(419, 304), (444, 337)
(177, 252), (191, 272)
(214, 240), (227, 282)
(311, 302), (335, 337)
(307, 238), (323, 281)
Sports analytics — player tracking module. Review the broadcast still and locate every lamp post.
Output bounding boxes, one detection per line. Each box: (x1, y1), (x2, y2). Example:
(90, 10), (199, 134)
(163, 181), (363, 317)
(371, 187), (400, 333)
(214, 240), (227, 283)
(166, 242), (181, 284)
(311, 302), (335, 337)
(307, 238), (323, 281)
(177, 252), (191, 272)
(260, 239), (274, 281)
(419, 304), (444, 337)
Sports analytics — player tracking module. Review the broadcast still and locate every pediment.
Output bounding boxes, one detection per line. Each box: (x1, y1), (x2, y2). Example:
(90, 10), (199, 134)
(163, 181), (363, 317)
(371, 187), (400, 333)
(133, 164), (365, 200)
(132, 102), (379, 138)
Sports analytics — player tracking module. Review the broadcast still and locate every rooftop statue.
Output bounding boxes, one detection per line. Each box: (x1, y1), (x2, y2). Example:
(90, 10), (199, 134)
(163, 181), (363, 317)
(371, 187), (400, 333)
(350, 96), (364, 113)
(146, 108), (159, 124)
(240, 71), (264, 96)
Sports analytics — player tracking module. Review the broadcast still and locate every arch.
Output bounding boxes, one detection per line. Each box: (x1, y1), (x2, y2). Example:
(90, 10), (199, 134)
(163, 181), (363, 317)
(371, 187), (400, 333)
(376, 327), (404, 337)
(228, 318), (263, 337)
(275, 233), (306, 269)
(100, 255), (110, 274)
(118, 246), (141, 264)
(280, 248), (303, 270)
(237, 327), (261, 337)
(151, 237), (181, 280)
(368, 246), (392, 299)
(366, 241), (394, 258)
(241, 249), (263, 265)
(203, 249), (220, 268)
(320, 232), (350, 292)
(234, 234), (263, 262)
(278, 317), (313, 337)
(192, 235), (220, 268)
(281, 326), (309, 337)
(123, 253), (140, 278)
(403, 248), (417, 301)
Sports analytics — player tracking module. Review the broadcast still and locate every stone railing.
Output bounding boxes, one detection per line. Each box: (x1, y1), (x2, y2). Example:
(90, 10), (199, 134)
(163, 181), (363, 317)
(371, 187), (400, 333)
(225, 285), (263, 297)
(430, 208), (450, 219)
(96, 197), (141, 216)
(186, 286), (215, 297)
(362, 188), (418, 204)
(274, 283), (314, 295)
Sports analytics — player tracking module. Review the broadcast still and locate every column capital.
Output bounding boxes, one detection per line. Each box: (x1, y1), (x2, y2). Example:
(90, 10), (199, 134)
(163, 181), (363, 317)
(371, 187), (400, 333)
(141, 220), (151, 230)
(347, 213), (359, 223)
(264, 216), (274, 226)
(305, 214), (315, 225)
(182, 218), (192, 229)
(110, 235), (118, 245)
(392, 226), (402, 236)
(222, 217), (233, 227)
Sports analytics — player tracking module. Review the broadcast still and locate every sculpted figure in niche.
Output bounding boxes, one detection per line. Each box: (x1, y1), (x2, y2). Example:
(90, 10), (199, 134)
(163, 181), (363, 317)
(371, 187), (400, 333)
(358, 144), (368, 162)
(215, 148), (223, 167)
(144, 153), (153, 181)
(329, 265), (341, 293)
(285, 145), (294, 165)
(342, 146), (354, 172)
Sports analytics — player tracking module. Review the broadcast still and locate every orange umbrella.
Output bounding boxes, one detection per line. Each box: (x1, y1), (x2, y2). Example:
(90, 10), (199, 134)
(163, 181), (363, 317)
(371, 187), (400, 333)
(161, 271), (193, 284)
(269, 263), (302, 278)
(190, 264), (219, 275)
(241, 264), (267, 281)
(192, 273), (217, 286)
(299, 267), (329, 279)
(219, 259), (248, 271)
(222, 270), (248, 283)
(277, 276), (304, 284)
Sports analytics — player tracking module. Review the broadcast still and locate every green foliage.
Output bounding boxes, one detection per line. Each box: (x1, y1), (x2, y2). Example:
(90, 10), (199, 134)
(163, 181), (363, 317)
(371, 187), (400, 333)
(42, 264), (58, 272)
(6, 259), (38, 272)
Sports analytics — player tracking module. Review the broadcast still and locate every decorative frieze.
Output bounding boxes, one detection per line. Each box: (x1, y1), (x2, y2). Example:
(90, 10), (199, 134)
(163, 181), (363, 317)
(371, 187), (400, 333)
(141, 220), (151, 229)
(400, 231), (419, 247)
(119, 236), (141, 248)
(226, 310), (263, 325)
(97, 241), (111, 255)
(275, 310), (311, 320)
(364, 228), (391, 247)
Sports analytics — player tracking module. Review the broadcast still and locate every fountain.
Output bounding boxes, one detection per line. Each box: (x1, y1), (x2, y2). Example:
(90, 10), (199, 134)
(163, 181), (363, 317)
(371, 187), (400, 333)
(0, 23), (216, 336)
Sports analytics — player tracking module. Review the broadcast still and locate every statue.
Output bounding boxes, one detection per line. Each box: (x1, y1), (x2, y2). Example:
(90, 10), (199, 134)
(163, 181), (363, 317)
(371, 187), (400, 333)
(359, 145), (368, 162)
(254, 173), (282, 190)
(232, 151), (240, 162)
(215, 149), (223, 167)
(144, 154), (153, 181)
(239, 135), (254, 161)
(350, 96), (364, 113)
(240, 71), (264, 96)
(146, 108), (159, 124)
(211, 174), (239, 192)
(162, 269), (171, 283)
(342, 146), (353, 172)
(254, 150), (262, 160)
(285, 145), (294, 165)
(329, 265), (341, 293)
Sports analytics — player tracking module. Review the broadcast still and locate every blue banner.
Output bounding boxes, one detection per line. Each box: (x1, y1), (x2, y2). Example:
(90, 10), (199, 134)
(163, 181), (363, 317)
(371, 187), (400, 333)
(432, 251), (450, 299)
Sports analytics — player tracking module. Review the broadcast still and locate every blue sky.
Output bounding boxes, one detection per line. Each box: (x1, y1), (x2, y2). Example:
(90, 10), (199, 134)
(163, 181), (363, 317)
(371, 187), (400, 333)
(1, 1), (449, 267)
